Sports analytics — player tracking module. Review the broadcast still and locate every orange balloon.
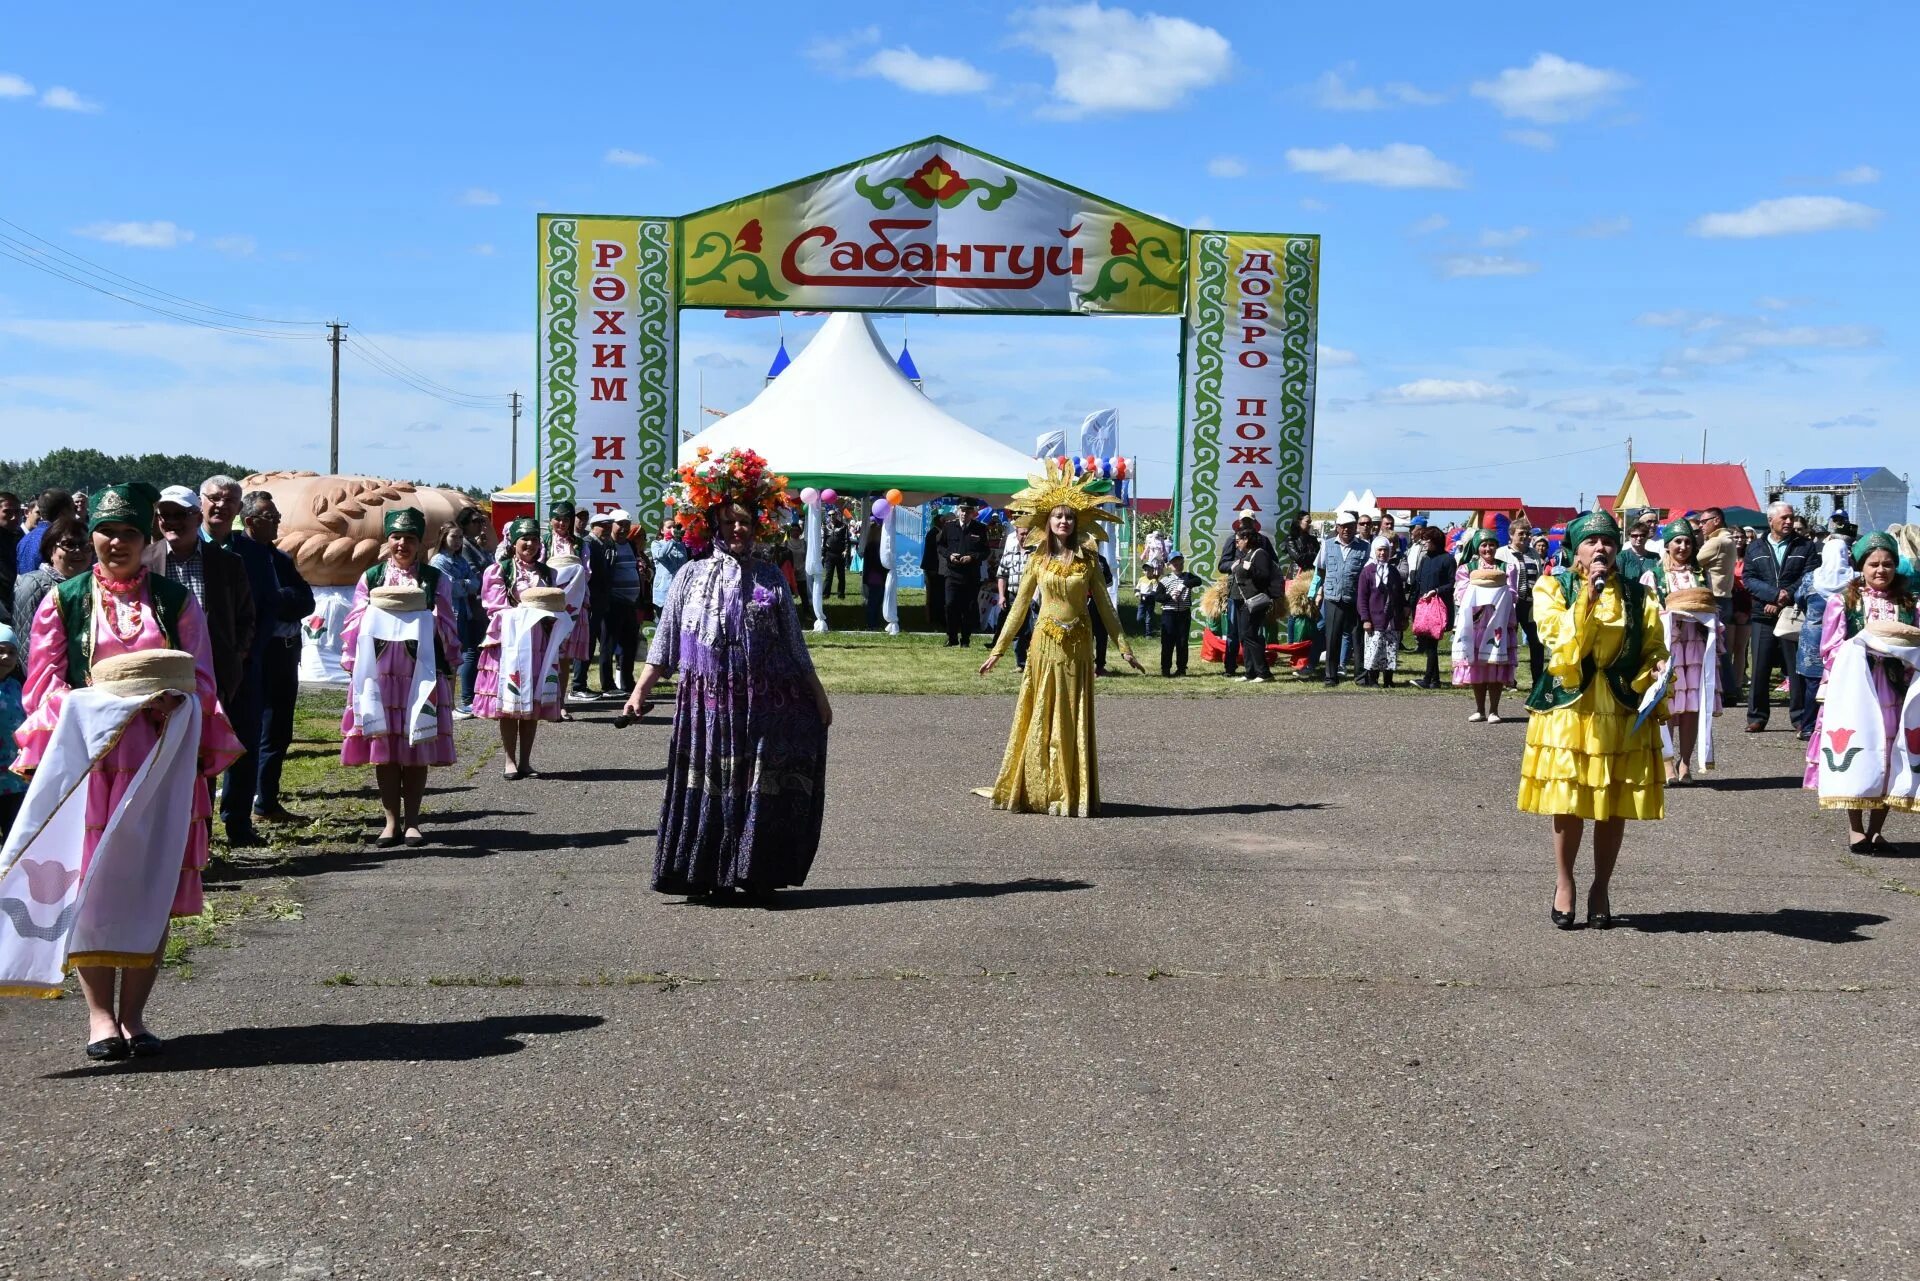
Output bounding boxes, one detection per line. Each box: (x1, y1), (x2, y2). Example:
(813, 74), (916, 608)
(885, 488), (904, 506)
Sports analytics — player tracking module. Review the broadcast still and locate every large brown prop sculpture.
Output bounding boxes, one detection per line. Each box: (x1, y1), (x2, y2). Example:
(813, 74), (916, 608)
(243, 471), (491, 587)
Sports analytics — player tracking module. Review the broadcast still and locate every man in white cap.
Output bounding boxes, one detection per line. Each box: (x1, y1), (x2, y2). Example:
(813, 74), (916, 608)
(601, 508), (643, 693)
(573, 510), (615, 698)
(1313, 510), (1369, 684)
(155, 484), (255, 721)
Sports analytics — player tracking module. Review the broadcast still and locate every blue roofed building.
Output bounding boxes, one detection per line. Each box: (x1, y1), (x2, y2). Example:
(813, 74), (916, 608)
(1774, 466), (1910, 532)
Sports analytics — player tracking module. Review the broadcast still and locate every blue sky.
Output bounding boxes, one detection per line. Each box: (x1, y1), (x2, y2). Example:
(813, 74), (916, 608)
(1, 2), (1911, 512)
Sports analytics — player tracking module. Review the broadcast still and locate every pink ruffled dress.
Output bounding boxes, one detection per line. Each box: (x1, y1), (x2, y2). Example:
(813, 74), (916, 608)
(1451, 560), (1520, 685)
(338, 564), (460, 767)
(14, 568), (245, 917)
(471, 562), (566, 722)
(1662, 566), (1722, 715)
(1803, 588), (1911, 788)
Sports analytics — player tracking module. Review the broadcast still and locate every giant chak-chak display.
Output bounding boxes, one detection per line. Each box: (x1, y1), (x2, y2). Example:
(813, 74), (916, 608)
(243, 471), (491, 585)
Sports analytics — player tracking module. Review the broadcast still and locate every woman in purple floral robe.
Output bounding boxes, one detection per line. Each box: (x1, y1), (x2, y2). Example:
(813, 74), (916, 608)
(627, 500), (832, 900)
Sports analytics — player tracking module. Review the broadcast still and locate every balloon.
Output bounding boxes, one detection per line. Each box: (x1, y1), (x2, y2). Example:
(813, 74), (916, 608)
(1115, 457), (1129, 480)
(872, 498), (892, 519)
(885, 488), (904, 506)
(800, 487), (819, 505)
(820, 488), (837, 504)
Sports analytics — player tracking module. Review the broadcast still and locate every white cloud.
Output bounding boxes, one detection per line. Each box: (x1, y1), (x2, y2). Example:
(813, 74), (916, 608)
(73, 220), (193, 249)
(1308, 64), (1445, 110)
(471, 243), (496, 257)
(210, 234), (257, 258)
(1440, 254), (1539, 278)
(604, 148), (655, 168)
(1812, 411), (1876, 430)
(804, 25), (881, 70)
(1574, 215), (1631, 238)
(1470, 53), (1631, 123)
(1654, 315), (1880, 375)
(1318, 344), (1358, 367)
(1691, 195), (1881, 238)
(1537, 395), (1693, 422)
(1206, 154), (1247, 178)
(1285, 142), (1465, 189)
(1375, 378), (1525, 407)
(861, 47), (991, 94)
(0, 73), (33, 99)
(1408, 213), (1449, 236)
(1299, 197), (1329, 213)
(40, 85), (101, 113)
(1834, 164), (1879, 185)
(458, 187), (500, 207)
(1479, 225), (1531, 248)
(1012, 3), (1232, 119)
(1504, 128), (1557, 151)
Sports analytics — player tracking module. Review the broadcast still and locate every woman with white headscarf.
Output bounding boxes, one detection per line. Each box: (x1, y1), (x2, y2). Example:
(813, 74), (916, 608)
(1452, 529), (1520, 722)
(1355, 535), (1406, 688)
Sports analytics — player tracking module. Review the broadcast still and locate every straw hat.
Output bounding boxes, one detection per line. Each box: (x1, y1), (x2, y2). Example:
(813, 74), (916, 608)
(1665, 587), (1716, 614)
(92, 649), (195, 698)
(370, 584), (429, 614)
(1469, 568), (1507, 587)
(520, 586), (567, 613)
(1866, 618), (1920, 647)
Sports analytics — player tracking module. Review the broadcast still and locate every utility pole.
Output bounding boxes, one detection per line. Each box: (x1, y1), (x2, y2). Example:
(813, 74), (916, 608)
(326, 321), (348, 473)
(509, 391), (522, 477)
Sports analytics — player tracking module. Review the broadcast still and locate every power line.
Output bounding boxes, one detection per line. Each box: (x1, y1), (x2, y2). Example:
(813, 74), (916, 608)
(0, 241), (322, 339)
(342, 336), (509, 409)
(349, 328), (511, 404)
(0, 215), (325, 329)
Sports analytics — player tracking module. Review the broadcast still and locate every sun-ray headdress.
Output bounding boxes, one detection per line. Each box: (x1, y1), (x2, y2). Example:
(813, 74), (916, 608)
(662, 446), (793, 549)
(1008, 458), (1122, 552)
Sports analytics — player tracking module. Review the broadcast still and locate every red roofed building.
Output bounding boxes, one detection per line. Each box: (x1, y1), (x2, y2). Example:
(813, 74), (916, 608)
(1613, 463), (1759, 518)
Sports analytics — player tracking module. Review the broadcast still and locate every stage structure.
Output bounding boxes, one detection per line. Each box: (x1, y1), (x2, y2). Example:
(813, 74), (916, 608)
(536, 137), (1319, 574)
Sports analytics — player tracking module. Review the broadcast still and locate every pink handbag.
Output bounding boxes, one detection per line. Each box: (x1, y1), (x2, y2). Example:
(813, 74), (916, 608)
(1412, 594), (1448, 640)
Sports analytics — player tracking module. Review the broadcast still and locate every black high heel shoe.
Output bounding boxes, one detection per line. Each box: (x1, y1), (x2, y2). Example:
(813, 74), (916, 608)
(1551, 892), (1578, 930)
(1586, 889), (1613, 930)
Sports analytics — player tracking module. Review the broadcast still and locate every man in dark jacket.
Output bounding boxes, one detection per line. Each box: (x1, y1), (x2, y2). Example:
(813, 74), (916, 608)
(1743, 501), (1815, 734)
(202, 475), (280, 846)
(0, 490), (21, 616)
(239, 490), (316, 825)
(921, 512), (950, 632)
(156, 486), (256, 714)
(824, 507), (850, 598)
(940, 499), (991, 646)
(573, 514), (613, 696)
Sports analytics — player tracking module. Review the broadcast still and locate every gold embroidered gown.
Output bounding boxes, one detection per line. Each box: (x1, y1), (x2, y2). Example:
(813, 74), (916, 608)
(986, 553), (1132, 816)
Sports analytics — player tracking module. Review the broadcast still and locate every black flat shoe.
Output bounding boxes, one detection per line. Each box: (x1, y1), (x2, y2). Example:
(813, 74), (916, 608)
(86, 1036), (129, 1062)
(1551, 896), (1578, 930)
(1849, 837), (1872, 854)
(127, 1032), (164, 1058)
(1586, 891), (1613, 930)
(1870, 836), (1900, 855)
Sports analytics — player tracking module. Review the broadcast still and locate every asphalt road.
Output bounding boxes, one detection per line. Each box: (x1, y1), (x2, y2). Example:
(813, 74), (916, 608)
(2, 687), (1915, 1280)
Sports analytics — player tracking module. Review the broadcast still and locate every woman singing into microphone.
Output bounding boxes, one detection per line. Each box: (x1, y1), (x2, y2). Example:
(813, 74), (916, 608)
(1518, 511), (1670, 930)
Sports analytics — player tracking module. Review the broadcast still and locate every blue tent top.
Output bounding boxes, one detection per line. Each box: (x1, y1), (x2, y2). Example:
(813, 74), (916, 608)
(1786, 466), (1890, 486)
(897, 342), (921, 382)
(766, 338), (791, 380)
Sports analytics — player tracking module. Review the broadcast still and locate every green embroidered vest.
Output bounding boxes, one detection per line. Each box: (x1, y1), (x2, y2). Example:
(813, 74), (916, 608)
(1524, 571), (1648, 714)
(56, 571), (190, 687)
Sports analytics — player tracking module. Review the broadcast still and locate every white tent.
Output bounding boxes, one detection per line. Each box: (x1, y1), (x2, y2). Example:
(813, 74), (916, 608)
(680, 313), (1038, 498)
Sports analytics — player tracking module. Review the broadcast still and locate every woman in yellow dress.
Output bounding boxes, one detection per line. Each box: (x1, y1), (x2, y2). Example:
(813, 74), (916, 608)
(1519, 510), (1670, 930)
(978, 461), (1143, 815)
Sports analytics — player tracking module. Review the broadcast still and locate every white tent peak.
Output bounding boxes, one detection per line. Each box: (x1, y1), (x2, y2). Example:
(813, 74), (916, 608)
(679, 312), (1038, 496)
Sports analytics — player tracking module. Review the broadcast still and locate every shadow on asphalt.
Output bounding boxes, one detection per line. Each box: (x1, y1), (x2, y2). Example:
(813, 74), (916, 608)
(1693, 775), (1800, 792)
(686, 877), (1095, 911)
(43, 1014), (606, 1078)
(212, 833), (529, 882)
(428, 827), (653, 854)
(528, 766), (667, 783)
(1622, 908), (1889, 943)
(1099, 801), (1329, 819)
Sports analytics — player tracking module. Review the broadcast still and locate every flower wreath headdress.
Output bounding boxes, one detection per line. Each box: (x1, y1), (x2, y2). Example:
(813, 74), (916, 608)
(662, 446), (793, 549)
(1008, 458), (1122, 552)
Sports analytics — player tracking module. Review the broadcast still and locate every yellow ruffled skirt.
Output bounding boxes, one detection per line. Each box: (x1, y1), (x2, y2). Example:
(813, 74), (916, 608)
(1518, 688), (1665, 821)
(989, 617), (1100, 816)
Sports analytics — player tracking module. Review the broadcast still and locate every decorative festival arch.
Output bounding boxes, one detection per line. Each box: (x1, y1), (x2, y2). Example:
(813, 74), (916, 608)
(536, 136), (1318, 574)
